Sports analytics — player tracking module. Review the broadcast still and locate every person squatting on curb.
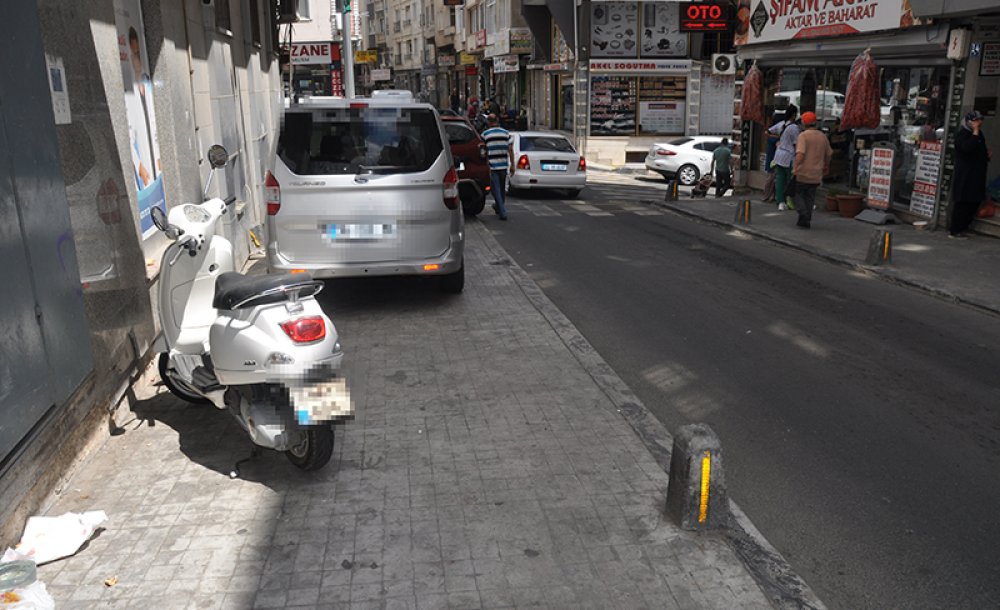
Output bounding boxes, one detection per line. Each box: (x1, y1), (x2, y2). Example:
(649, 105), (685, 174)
(711, 137), (733, 198)
(949, 110), (990, 239)
(791, 111), (832, 229)
(482, 114), (512, 221)
(768, 104), (800, 210)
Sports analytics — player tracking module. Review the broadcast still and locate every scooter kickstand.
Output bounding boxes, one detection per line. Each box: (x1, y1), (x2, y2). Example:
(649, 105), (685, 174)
(230, 446), (262, 479)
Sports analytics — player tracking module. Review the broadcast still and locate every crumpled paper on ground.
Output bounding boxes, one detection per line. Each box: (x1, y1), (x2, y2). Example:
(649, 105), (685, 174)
(0, 581), (54, 609)
(2, 511), (107, 566)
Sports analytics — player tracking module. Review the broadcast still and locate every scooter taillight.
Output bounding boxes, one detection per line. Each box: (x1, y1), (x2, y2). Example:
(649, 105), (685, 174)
(265, 171), (281, 215)
(280, 316), (326, 343)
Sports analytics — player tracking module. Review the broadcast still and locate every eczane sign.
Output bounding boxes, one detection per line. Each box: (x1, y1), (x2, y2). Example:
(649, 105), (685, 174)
(291, 42), (333, 65)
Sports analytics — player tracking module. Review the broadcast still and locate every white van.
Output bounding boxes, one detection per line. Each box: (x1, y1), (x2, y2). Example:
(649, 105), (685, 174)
(265, 96), (465, 293)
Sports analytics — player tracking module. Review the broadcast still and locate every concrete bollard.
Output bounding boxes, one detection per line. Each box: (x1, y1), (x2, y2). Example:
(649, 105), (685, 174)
(664, 179), (679, 202)
(666, 423), (728, 530)
(865, 228), (892, 265)
(734, 200), (752, 225)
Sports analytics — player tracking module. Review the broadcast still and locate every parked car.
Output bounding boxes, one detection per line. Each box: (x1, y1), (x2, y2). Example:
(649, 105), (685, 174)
(645, 136), (725, 186)
(265, 92), (465, 293)
(441, 115), (490, 216)
(508, 131), (586, 197)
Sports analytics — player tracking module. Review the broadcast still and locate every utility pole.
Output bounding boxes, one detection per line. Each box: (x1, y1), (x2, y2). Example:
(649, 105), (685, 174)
(340, 0), (356, 97)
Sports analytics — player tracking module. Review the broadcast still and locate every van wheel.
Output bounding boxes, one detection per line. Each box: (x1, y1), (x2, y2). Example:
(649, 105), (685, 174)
(440, 261), (465, 294)
(285, 426), (335, 471)
(158, 353), (211, 405)
(463, 192), (486, 216)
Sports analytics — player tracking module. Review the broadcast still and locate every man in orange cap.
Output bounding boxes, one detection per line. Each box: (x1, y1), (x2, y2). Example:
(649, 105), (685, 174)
(792, 111), (832, 229)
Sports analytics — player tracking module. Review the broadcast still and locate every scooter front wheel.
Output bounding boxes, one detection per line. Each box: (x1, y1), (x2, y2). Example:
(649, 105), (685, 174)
(285, 426), (335, 471)
(158, 353), (212, 405)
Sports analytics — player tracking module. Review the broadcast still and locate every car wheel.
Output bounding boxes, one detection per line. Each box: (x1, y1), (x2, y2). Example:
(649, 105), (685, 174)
(440, 260), (464, 294)
(565, 189), (582, 198)
(677, 164), (700, 186)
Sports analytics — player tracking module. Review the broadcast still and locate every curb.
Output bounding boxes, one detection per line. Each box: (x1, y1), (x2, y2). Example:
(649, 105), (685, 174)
(472, 220), (827, 610)
(645, 197), (1000, 320)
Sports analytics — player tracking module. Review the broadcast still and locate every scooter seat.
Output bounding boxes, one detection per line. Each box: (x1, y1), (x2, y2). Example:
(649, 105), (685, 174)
(213, 272), (315, 310)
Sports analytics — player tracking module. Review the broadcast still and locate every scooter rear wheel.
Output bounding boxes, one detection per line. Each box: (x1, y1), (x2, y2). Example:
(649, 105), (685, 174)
(285, 426), (335, 471)
(158, 353), (212, 405)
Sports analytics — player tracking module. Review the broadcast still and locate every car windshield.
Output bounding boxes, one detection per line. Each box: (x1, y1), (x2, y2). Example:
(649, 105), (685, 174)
(668, 137), (694, 146)
(278, 107), (443, 175)
(520, 136), (575, 153)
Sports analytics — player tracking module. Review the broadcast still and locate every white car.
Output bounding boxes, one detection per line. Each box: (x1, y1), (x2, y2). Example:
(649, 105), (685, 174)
(645, 136), (725, 186)
(507, 131), (586, 197)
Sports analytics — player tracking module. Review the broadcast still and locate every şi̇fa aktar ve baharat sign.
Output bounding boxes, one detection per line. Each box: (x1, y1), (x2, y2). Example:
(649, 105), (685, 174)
(735, 0), (917, 45)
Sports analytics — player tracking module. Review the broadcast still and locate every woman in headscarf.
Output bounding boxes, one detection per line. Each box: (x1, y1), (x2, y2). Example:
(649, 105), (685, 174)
(949, 111), (990, 239)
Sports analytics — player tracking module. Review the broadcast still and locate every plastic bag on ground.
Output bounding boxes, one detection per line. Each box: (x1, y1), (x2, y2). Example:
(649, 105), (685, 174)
(4, 511), (107, 566)
(0, 581), (55, 610)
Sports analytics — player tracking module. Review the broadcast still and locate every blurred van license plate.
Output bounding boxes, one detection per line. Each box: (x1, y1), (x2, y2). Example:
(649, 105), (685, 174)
(328, 223), (396, 240)
(541, 163), (567, 171)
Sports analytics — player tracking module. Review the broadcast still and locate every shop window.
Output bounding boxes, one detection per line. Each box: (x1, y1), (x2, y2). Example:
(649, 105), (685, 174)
(638, 76), (686, 135)
(590, 76), (636, 136)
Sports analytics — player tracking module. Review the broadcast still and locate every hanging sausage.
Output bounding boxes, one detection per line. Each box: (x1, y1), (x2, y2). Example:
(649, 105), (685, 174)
(740, 61), (765, 124)
(840, 49), (881, 130)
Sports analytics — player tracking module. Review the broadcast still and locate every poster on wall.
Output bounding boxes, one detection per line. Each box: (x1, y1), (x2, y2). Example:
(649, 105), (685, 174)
(640, 3), (687, 57)
(700, 72), (735, 134)
(981, 42), (1000, 76)
(639, 101), (686, 134)
(591, 2), (639, 58)
(910, 141), (942, 217)
(114, 0), (165, 237)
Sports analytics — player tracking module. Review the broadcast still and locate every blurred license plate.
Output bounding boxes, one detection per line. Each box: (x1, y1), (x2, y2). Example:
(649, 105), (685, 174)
(541, 163), (567, 171)
(328, 223), (396, 240)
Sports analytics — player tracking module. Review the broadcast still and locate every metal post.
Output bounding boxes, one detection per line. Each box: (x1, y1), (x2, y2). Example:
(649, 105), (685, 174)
(341, 0), (356, 98)
(929, 62), (957, 231)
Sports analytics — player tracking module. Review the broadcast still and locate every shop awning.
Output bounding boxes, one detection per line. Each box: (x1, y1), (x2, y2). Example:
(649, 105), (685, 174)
(736, 25), (951, 66)
(547, 0), (576, 51)
(909, 0), (1000, 17)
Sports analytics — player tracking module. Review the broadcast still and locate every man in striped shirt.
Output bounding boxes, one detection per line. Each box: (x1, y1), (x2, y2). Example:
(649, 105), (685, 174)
(481, 114), (512, 220)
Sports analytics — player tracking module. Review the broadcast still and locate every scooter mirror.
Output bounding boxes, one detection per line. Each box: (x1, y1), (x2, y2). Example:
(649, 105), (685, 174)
(207, 144), (229, 169)
(150, 205), (168, 232)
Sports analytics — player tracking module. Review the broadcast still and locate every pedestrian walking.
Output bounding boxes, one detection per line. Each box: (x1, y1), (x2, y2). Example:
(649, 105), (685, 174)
(768, 105), (800, 210)
(450, 89), (460, 113)
(949, 110), (990, 239)
(481, 114), (512, 220)
(710, 138), (733, 197)
(791, 111), (832, 229)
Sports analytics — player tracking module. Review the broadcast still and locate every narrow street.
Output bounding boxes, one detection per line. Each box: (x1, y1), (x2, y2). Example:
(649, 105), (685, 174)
(483, 173), (1000, 610)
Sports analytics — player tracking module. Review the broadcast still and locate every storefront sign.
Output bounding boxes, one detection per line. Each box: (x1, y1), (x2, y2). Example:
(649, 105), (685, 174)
(438, 53), (455, 67)
(590, 59), (692, 73)
(510, 28), (533, 54)
(735, 0), (914, 46)
(910, 141), (942, 218)
(371, 68), (391, 81)
(421, 64), (436, 76)
(679, 3), (728, 32)
(543, 62), (570, 72)
(354, 49), (377, 64)
(639, 101), (686, 134)
(291, 42), (333, 65)
(464, 65), (478, 76)
(592, 2), (638, 58)
(981, 42), (1000, 76)
(867, 146), (895, 210)
(641, 3), (688, 57)
(475, 29), (487, 48)
(494, 55), (519, 74)
(459, 52), (478, 65)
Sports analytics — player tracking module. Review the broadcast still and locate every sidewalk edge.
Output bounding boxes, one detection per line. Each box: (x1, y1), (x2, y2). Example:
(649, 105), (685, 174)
(472, 220), (828, 610)
(646, 197), (1000, 319)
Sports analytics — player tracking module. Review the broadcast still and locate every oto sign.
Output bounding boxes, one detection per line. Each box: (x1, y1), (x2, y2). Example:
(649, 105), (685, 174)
(680, 3), (728, 32)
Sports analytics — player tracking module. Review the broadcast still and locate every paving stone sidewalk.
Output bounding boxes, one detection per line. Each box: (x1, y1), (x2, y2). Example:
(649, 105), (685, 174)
(34, 221), (774, 609)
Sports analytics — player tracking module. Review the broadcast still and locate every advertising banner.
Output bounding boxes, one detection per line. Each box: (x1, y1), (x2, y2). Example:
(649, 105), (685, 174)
(371, 68), (391, 81)
(291, 42), (333, 65)
(867, 146), (894, 210)
(494, 55), (520, 74)
(590, 59), (692, 73)
(735, 0), (915, 46)
(591, 2), (639, 58)
(641, 3), (687, 57)
(438, 54), (455, 67)
(354, 49), (377, 64)
(640, 100), (686, 134)
(510, 28), (533, 54)
(113, 0), (165, 237)
(910, 141), (942, 218)
(459, 52), (478, 65)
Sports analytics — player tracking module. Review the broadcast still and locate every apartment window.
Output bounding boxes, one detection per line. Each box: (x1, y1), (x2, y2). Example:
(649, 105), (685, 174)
(297, 0), (311, 20)
(215, 0), (232, 31)
(247, 0), (261, 45)
(485, 0), (496, 34)
(450, 7), (456, 27)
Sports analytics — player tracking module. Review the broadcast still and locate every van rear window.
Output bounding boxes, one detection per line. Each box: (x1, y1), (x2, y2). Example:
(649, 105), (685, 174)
(278, 107), (444, 175)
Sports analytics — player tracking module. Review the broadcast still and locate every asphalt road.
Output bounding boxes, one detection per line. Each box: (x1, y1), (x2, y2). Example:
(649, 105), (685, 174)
(481, 175), (1000, 610)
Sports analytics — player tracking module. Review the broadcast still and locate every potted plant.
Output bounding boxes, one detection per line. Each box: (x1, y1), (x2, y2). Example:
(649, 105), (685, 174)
(824, 188), (845, 212)
(836, 192), (866, 218)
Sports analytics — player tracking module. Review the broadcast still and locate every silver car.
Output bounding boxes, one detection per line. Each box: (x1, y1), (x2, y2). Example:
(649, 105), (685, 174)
(265, 94), (464, 293)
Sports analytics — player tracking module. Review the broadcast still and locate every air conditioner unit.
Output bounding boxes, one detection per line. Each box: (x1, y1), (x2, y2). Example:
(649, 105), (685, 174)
(712, 53), (736, 76)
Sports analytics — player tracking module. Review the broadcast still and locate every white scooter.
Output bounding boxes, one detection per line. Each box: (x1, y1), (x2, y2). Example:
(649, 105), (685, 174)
(150, 145), (351, 472)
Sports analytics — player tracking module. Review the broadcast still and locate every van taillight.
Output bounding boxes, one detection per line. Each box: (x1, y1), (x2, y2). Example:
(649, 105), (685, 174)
(265, 171), (281, 215)
(517, 155), (529, 170)
(443, 167), (460, 210)
(578, 157), (587, 172)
